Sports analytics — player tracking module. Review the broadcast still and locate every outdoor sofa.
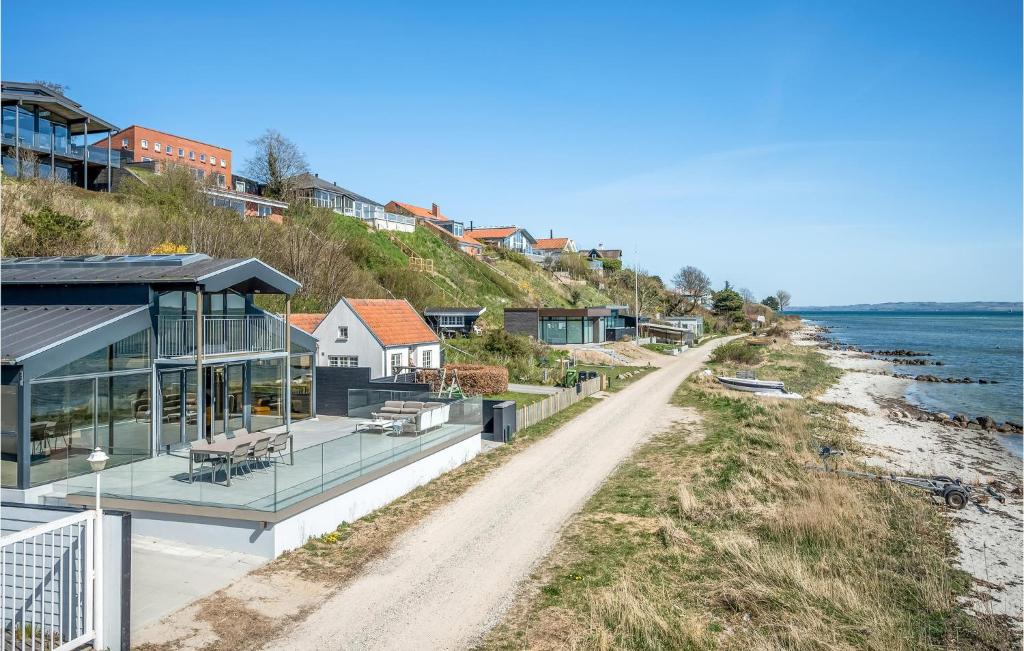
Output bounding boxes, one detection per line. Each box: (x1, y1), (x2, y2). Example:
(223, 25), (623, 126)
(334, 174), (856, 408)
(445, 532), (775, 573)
(373, 400), (450, 433)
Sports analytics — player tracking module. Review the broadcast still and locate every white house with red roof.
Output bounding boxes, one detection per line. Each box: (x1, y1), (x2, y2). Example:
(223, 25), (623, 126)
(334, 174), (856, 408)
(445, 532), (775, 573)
(533, 234), (577, 258)
(290, 298), (441, 377)
(385, 200), (483, 256)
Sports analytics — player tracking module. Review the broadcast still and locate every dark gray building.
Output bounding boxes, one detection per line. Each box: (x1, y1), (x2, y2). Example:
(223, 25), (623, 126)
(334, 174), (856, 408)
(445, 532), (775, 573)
(423, 307), (486, 337)
(503, 307), (612, 345)
(0, 254), (317, 491)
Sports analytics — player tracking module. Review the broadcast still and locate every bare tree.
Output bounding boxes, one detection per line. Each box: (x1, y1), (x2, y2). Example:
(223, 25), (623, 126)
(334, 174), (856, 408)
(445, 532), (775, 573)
(670, 265), (711, 313)
(775, 289), (792, 312)
(738, 287), (755, 304)
(34, 80), (68, 95)
(244, 129), (309, 199)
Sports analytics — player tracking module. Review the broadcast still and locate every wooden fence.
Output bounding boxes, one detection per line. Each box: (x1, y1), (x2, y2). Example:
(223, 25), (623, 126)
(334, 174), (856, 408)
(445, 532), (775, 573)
(515, 375), (605, 430)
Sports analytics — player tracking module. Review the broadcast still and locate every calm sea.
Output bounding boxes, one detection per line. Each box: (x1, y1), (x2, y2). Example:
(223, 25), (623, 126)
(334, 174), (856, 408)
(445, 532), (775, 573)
(800, 311), (1023, 458)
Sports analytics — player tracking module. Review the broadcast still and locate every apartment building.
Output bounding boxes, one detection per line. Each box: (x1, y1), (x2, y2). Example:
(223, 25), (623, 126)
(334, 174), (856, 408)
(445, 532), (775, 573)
(97, 125), (231, 188)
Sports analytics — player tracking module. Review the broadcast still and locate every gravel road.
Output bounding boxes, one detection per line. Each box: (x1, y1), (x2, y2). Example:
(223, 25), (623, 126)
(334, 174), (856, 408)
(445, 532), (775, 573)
(263, 338), (734, 651)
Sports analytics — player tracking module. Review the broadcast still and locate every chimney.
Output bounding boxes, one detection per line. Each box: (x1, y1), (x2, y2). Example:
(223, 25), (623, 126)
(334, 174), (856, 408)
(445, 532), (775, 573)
(470, 220), (474, 230)
(549, 229), (553, 239)
(314, 173), (318, 178)
(431, 203), (440, 217)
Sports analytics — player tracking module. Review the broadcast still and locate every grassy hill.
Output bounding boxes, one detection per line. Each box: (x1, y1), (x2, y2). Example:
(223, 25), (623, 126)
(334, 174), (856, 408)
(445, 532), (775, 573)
(0, 174), (617, 327)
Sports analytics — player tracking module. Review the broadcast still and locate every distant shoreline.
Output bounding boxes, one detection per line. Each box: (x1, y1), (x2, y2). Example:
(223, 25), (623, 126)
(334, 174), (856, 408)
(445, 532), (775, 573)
(791, 301), (1022, 313)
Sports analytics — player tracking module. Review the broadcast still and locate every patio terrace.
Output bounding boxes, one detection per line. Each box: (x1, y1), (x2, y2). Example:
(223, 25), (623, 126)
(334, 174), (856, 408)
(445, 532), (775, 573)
(60, 399), (482, 518)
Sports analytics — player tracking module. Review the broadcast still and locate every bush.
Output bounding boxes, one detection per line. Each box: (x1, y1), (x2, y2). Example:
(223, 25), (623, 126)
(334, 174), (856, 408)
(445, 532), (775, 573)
(418, 363), (508, 395)
(5, 206), (92, 256)
(710, 340), (763, 365)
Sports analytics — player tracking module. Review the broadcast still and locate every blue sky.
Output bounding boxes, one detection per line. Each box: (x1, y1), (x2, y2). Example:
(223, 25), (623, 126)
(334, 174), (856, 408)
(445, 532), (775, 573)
(4, 1), (1021, 305)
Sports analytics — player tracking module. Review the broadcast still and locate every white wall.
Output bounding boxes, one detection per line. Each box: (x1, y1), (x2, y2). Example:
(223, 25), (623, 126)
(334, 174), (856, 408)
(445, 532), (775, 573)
(313, 301), (386, 376)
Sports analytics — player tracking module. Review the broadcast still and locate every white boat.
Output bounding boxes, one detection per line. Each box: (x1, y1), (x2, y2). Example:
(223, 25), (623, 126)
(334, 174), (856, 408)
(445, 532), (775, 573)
(716, 376), (786, 393)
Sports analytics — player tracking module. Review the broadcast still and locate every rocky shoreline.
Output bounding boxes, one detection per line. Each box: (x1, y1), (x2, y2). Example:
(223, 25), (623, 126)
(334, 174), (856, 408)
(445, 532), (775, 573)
(807, 326), (1019, 433)
(795, 325), (1023, 625)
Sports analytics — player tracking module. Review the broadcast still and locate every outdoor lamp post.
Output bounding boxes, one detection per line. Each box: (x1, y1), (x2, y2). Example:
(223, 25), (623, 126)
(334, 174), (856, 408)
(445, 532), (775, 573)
(86, 447), (108, 650)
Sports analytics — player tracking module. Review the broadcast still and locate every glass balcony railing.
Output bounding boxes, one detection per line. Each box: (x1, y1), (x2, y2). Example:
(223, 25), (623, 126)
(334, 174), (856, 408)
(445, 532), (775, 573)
(1, 132), (119, 165)
(60, 395), (483, 513)
(157, 314), (286, 358)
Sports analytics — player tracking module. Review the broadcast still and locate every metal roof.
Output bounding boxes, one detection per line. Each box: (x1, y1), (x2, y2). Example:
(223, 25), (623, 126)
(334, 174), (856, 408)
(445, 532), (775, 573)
(290, 173), (383, 207)
(424, 307), (486, 316)
(1, 255), (301, 294)
(1, 305), (148, 363)
(1, 81), (119, 133)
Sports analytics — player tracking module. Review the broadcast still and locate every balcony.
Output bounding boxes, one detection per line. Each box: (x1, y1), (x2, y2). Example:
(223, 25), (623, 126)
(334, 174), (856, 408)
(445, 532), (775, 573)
(1, 133), (121, 166)
(158, 314), (286, 358)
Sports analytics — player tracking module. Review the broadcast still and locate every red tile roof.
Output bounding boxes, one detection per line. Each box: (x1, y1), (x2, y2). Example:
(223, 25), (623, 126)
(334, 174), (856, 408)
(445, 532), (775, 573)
(464, 227), (518, 240)
(389, 201), (449, 222)
(533, 237), (570, 251)
(346, 299), (439, 346)
(458, 234), (483, 248)
(288, 313), (326, 334)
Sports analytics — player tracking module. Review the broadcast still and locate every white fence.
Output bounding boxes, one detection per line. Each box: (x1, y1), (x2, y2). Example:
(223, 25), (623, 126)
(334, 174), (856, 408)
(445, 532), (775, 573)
(1, 511), (95, 651)
(515, 376), (604, 430)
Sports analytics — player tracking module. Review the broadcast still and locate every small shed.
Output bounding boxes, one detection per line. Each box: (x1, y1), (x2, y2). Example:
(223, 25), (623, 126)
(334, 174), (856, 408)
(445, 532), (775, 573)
(423, 307), (486, 337)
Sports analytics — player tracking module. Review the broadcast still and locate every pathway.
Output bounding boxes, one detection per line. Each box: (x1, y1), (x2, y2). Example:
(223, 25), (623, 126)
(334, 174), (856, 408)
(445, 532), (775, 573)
(263, 337), (736, 650)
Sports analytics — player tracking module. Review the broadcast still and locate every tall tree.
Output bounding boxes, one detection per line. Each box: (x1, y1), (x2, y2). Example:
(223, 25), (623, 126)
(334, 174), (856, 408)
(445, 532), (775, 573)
(738, 287), (755, 304)
(775, 289), (792, 312)
(244, 129), (309, 199)
(712, 287), (744, 315)
(761, 295), (780, 310)
(670, 265), (711, 313)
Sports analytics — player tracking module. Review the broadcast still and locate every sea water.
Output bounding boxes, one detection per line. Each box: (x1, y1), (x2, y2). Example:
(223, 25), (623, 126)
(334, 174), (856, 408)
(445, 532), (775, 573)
(800, 311), (1023, 458)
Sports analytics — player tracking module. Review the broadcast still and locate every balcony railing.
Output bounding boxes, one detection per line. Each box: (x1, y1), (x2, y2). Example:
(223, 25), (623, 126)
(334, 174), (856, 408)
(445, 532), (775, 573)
(158, 314), (286, 358)
(1, 133), (120, 166)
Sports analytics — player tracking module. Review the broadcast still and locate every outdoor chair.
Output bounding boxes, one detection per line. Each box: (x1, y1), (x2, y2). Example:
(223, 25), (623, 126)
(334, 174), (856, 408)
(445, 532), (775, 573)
(268, 432), (289, 462)
(30, 422), (48, 454)
(50, 420), (71, 449)
(224, 441), (253, 481)
(249, 436), (271, 472)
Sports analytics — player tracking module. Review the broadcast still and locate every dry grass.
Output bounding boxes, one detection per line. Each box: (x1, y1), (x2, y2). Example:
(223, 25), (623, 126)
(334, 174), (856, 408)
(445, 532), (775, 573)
(483, 342), (1013, 650)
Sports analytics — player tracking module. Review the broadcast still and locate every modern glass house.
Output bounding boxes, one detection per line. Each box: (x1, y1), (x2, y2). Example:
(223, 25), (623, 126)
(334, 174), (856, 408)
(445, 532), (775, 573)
(0, 254), (316, 491)
(503, 307), (613, 345)
(1, 81), (120, 190)
(291, 173), (414, 231)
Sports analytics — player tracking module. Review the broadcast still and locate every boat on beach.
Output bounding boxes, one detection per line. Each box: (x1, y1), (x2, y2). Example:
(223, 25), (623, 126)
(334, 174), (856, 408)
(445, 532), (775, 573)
(716, 376), (786, 392)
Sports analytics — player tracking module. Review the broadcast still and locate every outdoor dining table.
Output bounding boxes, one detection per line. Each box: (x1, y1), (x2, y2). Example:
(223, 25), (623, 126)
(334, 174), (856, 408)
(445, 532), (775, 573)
(188, 430), (294, 486)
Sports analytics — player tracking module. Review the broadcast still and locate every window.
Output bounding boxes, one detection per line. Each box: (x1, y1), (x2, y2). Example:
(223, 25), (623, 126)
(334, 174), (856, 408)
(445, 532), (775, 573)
(235, 179), (246, 192)
(328, 355), (358, 368)
(166, 146), (172, 156)
(421, 349), (433, 368)
(220, 159), (226, 168)
(189, 151), (195, 160)
(154, 142), (161, 152)
(390, 353), (402, 373)
(210, 156), (216, 165)
(258, 204), (272, 217)
(439, 315), (464, 327)
(141, 157), (152, 162)
(121, 138), (128, 147)
(336, 326), (348, 342)
(140, 139), (148, 149)
(200, 153), (206, 162)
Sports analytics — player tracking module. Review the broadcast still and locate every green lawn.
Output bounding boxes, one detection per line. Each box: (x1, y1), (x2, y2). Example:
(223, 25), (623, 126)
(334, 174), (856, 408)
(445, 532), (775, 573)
(484, 390), (549, 408)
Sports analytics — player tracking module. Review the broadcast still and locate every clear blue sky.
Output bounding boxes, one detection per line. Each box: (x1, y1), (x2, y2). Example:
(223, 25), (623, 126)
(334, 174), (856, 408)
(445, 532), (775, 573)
(4, 1), (1020, 305)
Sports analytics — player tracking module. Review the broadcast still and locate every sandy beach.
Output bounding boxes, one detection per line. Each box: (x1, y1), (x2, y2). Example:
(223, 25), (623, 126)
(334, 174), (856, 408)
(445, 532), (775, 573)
(794, 326), (1023, 627)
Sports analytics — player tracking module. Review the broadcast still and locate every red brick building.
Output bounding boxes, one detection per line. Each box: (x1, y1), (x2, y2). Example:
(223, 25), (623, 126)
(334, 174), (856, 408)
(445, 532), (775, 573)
(95, 125), (232, 188)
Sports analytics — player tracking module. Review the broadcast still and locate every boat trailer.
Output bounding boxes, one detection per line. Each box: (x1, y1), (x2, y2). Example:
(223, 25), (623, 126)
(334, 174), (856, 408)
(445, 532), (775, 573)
(810, 446), (1006, 510)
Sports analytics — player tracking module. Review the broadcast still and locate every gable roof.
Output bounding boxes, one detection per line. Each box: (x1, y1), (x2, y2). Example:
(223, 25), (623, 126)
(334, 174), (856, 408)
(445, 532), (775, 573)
(457, 234), (483, 249)
(344, 298), (439, 347)
(388, 201), (449, 222)
(288, 313), (327, 334)
(1, 304), (149, 364)
(464, 227), (518, 240)
(290, 173), (383, 207)
(533, 237), (571, 251)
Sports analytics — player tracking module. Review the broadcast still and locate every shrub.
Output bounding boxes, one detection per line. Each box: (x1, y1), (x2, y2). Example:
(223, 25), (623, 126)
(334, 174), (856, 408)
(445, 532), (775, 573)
(5, 206), (92, 256)
(710, 340), (764, 365)
(419, 363), (509, 395)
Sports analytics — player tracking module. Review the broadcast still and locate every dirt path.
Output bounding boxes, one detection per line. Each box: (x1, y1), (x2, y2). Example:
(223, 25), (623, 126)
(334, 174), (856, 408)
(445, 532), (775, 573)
(262, 337), (735, 651)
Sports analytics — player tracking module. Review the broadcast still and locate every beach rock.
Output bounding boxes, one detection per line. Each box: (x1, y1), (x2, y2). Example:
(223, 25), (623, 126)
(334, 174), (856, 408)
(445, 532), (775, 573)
(966, 422), (982, 431)
(954, 413), (969, 426)
(978, 379), (988, 384)
(976, 416), (997, 430)
(936, 412), (951, 421)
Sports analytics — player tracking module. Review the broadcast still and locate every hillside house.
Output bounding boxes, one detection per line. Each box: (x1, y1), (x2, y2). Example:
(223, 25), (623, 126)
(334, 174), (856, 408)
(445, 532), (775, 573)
(464, 226), (538, 256)
(533, 234), (577, 260)
(504, 307), (612, 345)
(423, 307), (486, 337)
(291, 299), (441, 377)
(291, 173), (414, 232)
(386, 200), (483, 256)
(662, 315), (704, 339)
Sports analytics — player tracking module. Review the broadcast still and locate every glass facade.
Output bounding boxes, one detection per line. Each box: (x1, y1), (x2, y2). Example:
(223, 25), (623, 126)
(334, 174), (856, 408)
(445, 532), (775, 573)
(251, 358), (285, 431)
(28, 330), (153, 486)
(539, 317), (596, 344)
(290, 355), (313, 421)
(1, 383), (19, 487)
(1, 104), (118, 180)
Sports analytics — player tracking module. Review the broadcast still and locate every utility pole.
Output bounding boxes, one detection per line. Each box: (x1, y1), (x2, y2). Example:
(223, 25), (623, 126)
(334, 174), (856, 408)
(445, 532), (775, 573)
(633, 244), (640, 318)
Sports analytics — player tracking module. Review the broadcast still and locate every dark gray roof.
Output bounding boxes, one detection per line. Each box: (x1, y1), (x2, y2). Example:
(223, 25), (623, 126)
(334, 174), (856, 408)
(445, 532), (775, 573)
(424, 307), (486, 316)
(1, 305), (147, 363)
(1, 255), (300, 294)
(1, 81), (118, 133)
(290, 173), (383, 207)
